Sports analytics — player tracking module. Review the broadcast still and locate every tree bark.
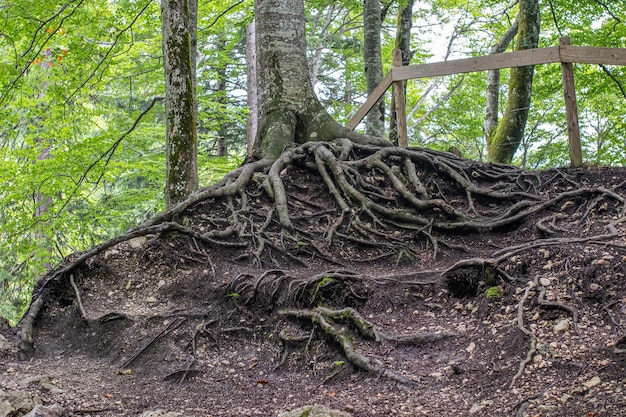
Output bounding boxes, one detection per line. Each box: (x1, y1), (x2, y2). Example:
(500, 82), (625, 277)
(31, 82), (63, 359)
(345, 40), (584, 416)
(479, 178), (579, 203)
(484, 20), (518, 144)
(363, 0), (385, 137)
(253, 0), (387, 161)
(486, 0), (540, 164)
(389, 0), (414, 144)
(161, 0), (198, 207)
(216, 37), (228, 157)
(246, 20), (258, 155)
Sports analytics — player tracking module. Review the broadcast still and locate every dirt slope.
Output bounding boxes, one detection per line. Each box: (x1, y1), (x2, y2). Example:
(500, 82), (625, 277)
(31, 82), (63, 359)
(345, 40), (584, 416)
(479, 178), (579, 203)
(2, 145), (626, 417)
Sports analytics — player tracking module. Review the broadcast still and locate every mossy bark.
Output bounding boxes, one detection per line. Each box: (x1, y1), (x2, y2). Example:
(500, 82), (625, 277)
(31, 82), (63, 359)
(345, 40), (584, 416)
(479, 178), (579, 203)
(486, 0), (540, 164)
(253, 0), (389, 161)
(161, 0), (198, 207)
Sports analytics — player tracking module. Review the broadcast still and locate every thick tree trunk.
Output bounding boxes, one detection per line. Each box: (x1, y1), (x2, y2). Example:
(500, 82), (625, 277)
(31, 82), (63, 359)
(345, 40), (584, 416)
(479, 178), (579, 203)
(363, 0), (385, 137)
(389, 0), (414, 144)
(253, 0), (387, 161)
(487, 0), (540, 164)
(161, 0), (198, 207)
(484, 20), (518, 144)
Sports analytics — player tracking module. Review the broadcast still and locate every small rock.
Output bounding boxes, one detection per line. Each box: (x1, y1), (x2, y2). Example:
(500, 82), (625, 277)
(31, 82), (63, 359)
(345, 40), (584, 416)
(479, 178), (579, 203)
(24, 404), (64, 417)
(0, 390), (41, 417)
(139, 411), (187, 417)
(533, 354), (543, 364)
(104, 249), (119, 259)
(128, 236), (146, 248)
(539, 277), (551, 287)
(584, 376), (601, 388)
(277, 404), (352, 417)
(469, 400), (493, 414)
(465, 342), (476, 354)
(554, 319), (569, 333)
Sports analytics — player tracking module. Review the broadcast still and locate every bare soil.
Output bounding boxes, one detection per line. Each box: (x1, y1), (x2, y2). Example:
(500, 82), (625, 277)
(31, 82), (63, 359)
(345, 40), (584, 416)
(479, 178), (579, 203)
(2, 147), (626, 417)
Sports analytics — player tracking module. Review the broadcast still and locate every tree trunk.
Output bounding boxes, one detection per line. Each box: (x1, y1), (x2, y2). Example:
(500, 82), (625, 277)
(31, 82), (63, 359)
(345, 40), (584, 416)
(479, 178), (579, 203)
(161, 0), (198, 207)
(486, 0), (540, 164)
(246, 20), (258, 155)
(216, 38), (228, 157)
(363, 0), (385, 137)
(484, 20), (518, 144)
(389, 0), (414, 144)
(253, 0), (386, 161)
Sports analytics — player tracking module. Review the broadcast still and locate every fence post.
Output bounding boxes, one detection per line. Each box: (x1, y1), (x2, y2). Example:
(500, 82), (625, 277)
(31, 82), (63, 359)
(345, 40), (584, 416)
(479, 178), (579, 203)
(559, 37), (583, 168)
(392, 49), (408, 147)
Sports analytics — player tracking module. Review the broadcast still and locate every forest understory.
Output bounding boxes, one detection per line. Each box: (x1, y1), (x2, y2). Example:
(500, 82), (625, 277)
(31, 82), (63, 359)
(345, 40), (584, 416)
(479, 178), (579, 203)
(2, 141), (626, 416)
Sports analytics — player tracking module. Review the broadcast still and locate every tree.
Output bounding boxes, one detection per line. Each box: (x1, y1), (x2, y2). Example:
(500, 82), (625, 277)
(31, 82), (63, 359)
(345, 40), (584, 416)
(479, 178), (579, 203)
(363, 0), (385, 137)
(486, 0), (540, 163)
(161, 0), (199, 207)
(389, 0), (414, 145)
(252, 0), (387, 161)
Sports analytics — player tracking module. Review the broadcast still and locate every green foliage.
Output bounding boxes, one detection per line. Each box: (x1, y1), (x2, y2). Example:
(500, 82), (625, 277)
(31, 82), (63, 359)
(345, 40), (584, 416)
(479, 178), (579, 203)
(0, 0), (248, 320)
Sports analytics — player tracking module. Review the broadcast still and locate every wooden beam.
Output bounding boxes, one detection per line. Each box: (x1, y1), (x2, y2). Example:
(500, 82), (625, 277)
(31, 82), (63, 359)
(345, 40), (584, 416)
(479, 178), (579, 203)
(559, 37), (583, 168)
(392, 47), (560, 81)
(392, 49), (408, 147)
(560, 45), (626, 66)
(346, 71), (393, 130)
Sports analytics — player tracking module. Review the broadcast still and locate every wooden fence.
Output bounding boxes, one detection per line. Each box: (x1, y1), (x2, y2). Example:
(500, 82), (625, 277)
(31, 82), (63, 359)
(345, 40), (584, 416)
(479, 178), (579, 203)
(347, 37), (626, 167)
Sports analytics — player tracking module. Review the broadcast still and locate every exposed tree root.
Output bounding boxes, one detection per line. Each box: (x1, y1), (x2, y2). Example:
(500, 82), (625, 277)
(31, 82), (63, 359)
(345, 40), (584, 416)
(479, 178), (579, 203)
(510, 281), (537, 389)
(279, 306), (456, 385)
(18, 140), (626, 375)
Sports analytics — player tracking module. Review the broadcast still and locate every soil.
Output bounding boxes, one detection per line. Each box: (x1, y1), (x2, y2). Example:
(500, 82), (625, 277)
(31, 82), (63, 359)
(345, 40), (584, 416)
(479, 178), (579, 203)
(2, 147), (626, 417)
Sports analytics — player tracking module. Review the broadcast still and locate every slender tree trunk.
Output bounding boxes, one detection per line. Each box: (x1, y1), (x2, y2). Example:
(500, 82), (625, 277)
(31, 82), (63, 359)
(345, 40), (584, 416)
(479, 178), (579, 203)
(487, 0), (540, 164)
(309, 4), (335, 87)
(161, 0), (198, 207)
(389, 0), (414, 144)
(246, 20), (258, 155)
(484, 20), (518, 143)
(216, 38), (228, 157)
(363, 0), (385, 137)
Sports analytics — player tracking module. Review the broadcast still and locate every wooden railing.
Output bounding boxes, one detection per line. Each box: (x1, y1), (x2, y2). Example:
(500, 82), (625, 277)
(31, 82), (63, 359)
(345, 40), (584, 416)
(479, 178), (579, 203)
(347, 37), (626, 167)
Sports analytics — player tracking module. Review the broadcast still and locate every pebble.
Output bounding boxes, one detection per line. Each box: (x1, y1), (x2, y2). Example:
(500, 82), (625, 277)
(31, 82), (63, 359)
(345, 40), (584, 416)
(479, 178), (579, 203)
(539, 277), (551, 287)
(584, 376), (601, 388)
(554, 319), (569, 333)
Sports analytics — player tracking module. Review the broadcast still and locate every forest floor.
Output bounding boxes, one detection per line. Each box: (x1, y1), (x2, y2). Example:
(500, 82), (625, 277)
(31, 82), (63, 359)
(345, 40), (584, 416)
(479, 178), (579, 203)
(2, 145), (626, 417)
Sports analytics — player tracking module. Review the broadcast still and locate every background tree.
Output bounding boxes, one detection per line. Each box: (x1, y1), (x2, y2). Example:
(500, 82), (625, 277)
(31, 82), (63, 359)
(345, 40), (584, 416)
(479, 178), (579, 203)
(486, 0), (540, 163)
(363, 0), (385, 137)
(161, 0), (198, 207)
(389, 0), (414, 144)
